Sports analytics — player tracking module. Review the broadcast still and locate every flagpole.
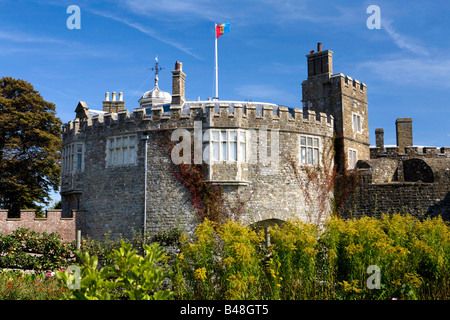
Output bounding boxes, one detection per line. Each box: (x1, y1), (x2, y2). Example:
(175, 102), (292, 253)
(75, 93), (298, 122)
(214, 23), (219, 100)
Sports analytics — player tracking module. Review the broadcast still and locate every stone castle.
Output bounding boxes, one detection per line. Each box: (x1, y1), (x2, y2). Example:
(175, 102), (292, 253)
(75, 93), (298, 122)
(4, 43), (447, 241)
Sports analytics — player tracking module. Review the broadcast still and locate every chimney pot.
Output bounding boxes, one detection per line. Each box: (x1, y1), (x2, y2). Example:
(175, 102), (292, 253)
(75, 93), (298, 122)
(112, 91), (116, 101)
(119, 92), (123, 101)
(317, 42), (322, 52)
(105, 92), (110, 101)
(175, 61), (182, 71)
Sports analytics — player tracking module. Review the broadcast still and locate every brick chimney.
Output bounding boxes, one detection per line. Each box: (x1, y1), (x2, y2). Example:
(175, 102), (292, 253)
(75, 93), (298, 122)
(103, 91), (125, 113)
(171, 61), (186, 106)
(395, 118), (413, 153)
(306, 42), (333, 77)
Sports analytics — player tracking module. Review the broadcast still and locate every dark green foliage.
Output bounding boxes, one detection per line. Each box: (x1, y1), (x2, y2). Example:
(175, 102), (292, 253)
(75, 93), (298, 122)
(0, 77), (62, 216)
(0, 227), (75, 271)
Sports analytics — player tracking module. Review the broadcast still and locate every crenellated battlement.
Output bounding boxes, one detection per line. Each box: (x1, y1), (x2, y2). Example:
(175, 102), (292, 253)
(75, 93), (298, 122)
(0, 209), (85, 242)
(62, 100), (334, 141)
(371, 145), (450, 159)
(330, 73), (367, 94)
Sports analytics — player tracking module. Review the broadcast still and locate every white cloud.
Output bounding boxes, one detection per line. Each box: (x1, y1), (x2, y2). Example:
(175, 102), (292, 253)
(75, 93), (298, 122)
(359, 56), (450, 88)
(89, 9), (203, 60)
(382, 20), (429, 56)
(121, 0), (242, 22)
(0, 30), (71, 45)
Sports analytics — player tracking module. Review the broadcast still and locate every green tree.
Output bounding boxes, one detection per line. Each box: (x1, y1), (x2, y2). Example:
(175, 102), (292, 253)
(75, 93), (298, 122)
(0, 77), (62, 217)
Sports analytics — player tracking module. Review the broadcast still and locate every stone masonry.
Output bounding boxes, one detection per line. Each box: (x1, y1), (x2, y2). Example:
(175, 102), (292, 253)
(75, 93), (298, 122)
(2, 43), (446, 242)
(58, 44), (449, 241)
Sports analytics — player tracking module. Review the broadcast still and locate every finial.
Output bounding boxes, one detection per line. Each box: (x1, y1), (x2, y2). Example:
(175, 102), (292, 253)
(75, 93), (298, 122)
(150, 56), (164, 87)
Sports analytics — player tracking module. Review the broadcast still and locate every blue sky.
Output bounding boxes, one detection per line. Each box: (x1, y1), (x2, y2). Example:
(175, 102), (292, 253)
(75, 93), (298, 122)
(1, 0), (449, 204)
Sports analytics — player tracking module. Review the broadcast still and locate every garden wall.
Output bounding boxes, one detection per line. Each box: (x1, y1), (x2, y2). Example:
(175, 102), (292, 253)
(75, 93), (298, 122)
(0, 209), (85, 242)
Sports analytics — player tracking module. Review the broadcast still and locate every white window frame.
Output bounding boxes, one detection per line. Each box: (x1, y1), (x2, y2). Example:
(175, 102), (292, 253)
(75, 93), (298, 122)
(62, 142), (84, 174)
(352, 113), (362, 133)
(204, 129), (247, 163)
(299, 135), (320, 165)
(106, 134), (137, 167)
(348, 148), (358, 169)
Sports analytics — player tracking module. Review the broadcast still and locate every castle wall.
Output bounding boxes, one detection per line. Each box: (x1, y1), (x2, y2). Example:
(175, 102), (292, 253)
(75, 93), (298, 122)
(341, 148), (450, 221)
(344, 176), (449, 220)
(143, 135), (197, 235)
(0, 210), (84, 242)
(204, 104), (335, 225)
(61, 102), (335, 240)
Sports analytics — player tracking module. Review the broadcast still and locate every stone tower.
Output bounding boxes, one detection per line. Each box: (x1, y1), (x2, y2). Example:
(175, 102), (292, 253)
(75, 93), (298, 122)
(302, 43), (370, 171)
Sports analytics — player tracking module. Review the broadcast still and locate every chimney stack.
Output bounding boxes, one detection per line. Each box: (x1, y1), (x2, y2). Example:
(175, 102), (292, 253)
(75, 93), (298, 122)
(375, 128), (384, 151)
(171, 61), (186, 106)
(103, 91), (125, 113)
(306, 42), (333, 77)
(396, 118), (413, 153)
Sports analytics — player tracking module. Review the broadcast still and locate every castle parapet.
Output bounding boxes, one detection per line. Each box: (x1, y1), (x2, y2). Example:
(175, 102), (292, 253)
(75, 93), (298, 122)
(63, 100), (334, 139)
(0, 209), (85, 242)
(371, 145), (450, 159)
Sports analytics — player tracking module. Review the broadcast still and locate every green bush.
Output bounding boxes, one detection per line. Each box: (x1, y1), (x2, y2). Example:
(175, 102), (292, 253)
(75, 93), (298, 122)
(57, 240), (174, 300)
(2, 214), (449, 300)
(0, 228), (75, 272)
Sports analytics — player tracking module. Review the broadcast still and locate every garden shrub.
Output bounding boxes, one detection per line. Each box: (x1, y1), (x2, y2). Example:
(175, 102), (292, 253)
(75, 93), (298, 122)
(268, 220), (320, 299)
(174, 219), (265, 300)
(57, 240), (174, 300)
(0, 227), (75, 272)
(173, 214), (450, 300)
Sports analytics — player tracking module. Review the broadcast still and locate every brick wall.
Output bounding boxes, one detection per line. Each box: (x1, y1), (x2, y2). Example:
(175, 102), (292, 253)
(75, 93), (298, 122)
(0, 210), (85, 242)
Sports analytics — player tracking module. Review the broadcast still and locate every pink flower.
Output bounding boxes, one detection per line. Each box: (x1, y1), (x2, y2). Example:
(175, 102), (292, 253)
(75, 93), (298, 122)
(45, 272), (55, 277)
(392, 297), (397, 300)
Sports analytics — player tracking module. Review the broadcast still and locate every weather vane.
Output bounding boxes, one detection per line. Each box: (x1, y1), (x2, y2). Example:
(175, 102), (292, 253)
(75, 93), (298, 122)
(150, 56), (164, 86)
